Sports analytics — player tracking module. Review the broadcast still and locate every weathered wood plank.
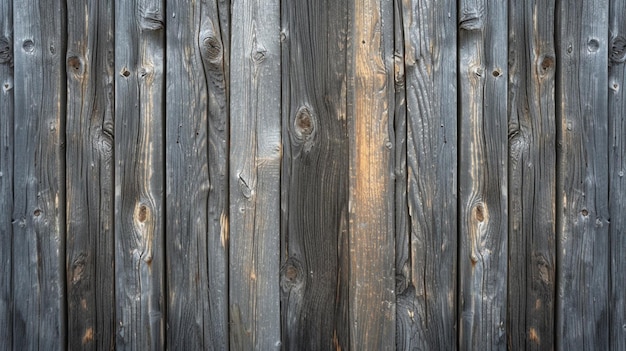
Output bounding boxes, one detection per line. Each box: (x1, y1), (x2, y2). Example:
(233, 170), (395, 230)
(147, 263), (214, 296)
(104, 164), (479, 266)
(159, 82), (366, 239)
(229, 0), (281, 349)
(65, 0), (115, 349)
(555, 1), (609, 349)
(165, 0), (229, 348)
(0, 0), (13, 348)
(12, 0), (66, 349)
(348, 0), (395, 348)
(279, 0), (350, 349)
(458, 0), (508, 349)
(609, 0), (626, 348)
(507, 0), (556, 349)
(395, 0), (458, 349)
(114, 0), (165, 348)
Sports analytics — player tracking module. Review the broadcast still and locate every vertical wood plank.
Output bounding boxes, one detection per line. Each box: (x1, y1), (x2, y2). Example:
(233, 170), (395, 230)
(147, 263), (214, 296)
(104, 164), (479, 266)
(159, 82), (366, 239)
(114, 0), (165, 348)
(458, 0), (508, 349)
(395, 0), (458, 349)
(555, 0), (609, 349)
(165, 0), (229, 348)
(609, 0), (626, 347)
(0, 0), (13, 348)
(12, 0), (66, 349)
(507, 0), (556, 349)
(280, 0), (350, 349)
(229, 0), (281, 349)
(65, 0), (115, 349)
(348, 0), (395, 348)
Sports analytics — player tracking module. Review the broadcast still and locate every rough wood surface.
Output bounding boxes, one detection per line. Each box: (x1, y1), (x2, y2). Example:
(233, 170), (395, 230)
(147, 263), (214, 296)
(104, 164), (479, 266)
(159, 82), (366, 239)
(395, 0), (458, 349)
(114, 0), (165, 348)
(609, 0), (626, 348)
(0, 0), (13, 349)
(507, 0), (556, 349)
(458, 0), (508, 349)
(165, 0), (229, 348)
(348, 0), (396, 349)
(229, 0), (281, 349)
(12, 0), (67, 349)
(65, 0), (115, 349)
(280, 0), (350, 349)
(556, 1), (610, 349)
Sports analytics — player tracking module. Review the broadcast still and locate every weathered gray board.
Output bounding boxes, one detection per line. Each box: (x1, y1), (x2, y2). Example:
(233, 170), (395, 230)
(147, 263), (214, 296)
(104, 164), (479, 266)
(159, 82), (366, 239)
(0, 0), (625, 350)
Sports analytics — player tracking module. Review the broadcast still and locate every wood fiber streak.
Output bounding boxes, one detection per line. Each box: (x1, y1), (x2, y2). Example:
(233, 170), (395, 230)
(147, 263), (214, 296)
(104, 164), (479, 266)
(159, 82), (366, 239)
(507, 0), (556, 349)
(0, 0), (12, 349)
(396, 0), (458, 349)
(348, 0), (395, 349)
(458, 0), (508, 349)
(556, 0), (609, 349)
(66, 0), (115, 349)
(229, 0), (281, 349)
(609, 0), (626, 348)
(165, 0), (229, 348)
(280, 0), (350, 349)
(114, 0), (165, 349)
(12, 0), (66, 349)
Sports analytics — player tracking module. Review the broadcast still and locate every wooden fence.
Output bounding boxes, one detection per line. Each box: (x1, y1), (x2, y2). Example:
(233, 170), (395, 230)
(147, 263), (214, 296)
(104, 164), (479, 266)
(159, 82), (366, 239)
(0, 0), (625, 349)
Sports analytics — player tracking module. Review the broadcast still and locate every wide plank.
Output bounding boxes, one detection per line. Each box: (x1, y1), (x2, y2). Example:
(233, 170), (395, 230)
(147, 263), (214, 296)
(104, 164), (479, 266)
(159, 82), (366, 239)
(114, 0), (165, 348)
(507, 0), (556, 349)
(556, 1), (609, 349)
(65, 0), (115, 349)
(229, 0), (282, 349)
(458, 0), (508, 349)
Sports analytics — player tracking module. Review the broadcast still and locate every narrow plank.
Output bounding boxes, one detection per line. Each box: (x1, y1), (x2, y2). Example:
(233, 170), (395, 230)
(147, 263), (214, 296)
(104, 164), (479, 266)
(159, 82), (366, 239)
(458, 0), (508, 349)
(555, 0), (609, 349)
(12, 0), (66, 349)
(114, 0), (165, 348)
(229, 0), (281, 348)
(279, 0), (350, 349)
(65, 0), (115, 349)
(396, 0), (458, 349)
(348, 0), (395, 348)
(609, 0), (626, 347)
(0, 0), (13, 348)
(165, 0), (228, 348)
(507, 0), (556, 349)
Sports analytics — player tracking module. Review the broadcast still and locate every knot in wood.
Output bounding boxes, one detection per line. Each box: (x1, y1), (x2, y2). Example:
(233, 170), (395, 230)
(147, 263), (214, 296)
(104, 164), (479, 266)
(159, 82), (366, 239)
(202, 36), (223, 63)
(587, 38), (600, 53)
(610, 35), (626, 64)
(294, 106), (315, 137)
(67, 56), (84, 75)
(280, 258), (304, 293)
(0, 36), (12, 65)
(22, 39), (35, 54)
(139, 8), (164, 31)
(540, 56), (554, 71)
(474, 204), (485, 222)
(135, 203), (150, 223)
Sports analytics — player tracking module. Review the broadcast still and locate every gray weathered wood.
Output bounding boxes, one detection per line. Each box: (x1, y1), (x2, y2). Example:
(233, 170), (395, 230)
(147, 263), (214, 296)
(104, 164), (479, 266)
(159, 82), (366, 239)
(348, 0), (395, 348)
(556, 1), (609, 349)
(0, 0), (13, 348)
(114, 0), (165, 349)
(458, 0), (508, 349)
(507, 0), (556, 349)
(165, 0), (229, 348)
(609, 0), (626, 348)
(65, 0), (115, 349)
(229, 0), (281, 349)
(279, 0), (350, 349)
(12, 0), (66, 349)
(396, 0), (458, 349)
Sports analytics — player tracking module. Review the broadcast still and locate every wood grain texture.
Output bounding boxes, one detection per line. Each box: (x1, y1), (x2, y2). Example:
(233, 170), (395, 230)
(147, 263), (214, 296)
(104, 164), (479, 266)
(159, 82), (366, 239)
(165, 0), (229, 348)
(395, 0), (458, 349)
(12, 0), (66, 349)
(0, 0), (13, 348)
(507, 0), (556, 349)
(114, 0), (165, 349)
(229, 0), (281, 349)
(348, 0), (395, 348)
(555, 1), (609, 349)
(65, 0), (115, 349)
(280, 0), (350, 349)
(609, 0), (626, 348)
(458, 0), (508, 349)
